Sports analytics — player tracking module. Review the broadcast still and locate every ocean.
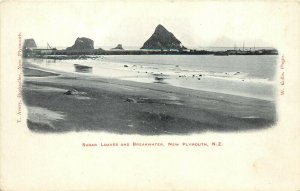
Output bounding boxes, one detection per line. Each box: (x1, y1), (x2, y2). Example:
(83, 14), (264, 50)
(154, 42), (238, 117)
(29, 54), (278, 101)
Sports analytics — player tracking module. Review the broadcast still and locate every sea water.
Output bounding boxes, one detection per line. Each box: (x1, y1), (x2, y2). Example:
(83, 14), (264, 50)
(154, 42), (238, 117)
(28, 54), (278, 101)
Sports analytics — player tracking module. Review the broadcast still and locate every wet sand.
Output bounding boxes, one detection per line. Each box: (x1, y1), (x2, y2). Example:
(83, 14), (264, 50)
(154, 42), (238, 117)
(22, 60), (276, 134)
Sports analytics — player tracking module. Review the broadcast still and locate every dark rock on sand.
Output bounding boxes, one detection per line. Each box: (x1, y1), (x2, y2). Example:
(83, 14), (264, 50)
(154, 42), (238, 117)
(124, 98), (137, 103)
(64, 89), (86, 95)
(141, 24), (186, 50)
(67, 37), (94, 50)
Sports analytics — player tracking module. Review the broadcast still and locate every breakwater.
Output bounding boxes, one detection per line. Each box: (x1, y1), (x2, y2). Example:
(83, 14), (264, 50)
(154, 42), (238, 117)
(25, 48), (278, 59)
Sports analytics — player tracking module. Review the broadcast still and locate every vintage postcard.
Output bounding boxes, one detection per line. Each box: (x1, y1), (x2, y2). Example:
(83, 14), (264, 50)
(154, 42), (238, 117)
(0, 0), (299, 190)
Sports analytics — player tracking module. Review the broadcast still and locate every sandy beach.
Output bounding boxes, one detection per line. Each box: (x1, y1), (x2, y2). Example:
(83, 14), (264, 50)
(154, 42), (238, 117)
(22, 59), (276, 134)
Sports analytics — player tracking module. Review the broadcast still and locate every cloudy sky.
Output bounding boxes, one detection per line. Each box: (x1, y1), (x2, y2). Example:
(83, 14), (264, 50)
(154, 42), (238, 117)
(3, 1), (297, 48)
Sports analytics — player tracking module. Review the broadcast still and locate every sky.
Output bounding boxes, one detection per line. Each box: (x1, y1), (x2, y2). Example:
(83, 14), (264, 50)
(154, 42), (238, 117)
(3, 1), (297, 48)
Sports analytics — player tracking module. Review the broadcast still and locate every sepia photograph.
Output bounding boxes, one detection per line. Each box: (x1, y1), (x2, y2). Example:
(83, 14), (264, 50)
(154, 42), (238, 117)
(21, 3), (278, 134)
(1, 1), (299, 191)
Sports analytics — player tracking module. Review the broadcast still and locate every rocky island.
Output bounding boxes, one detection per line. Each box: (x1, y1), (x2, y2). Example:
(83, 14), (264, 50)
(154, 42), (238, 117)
(111, 44), (124, 50)
(141, 24), (186, 50)
(66, 37), (94, 50)
(23, 39), (37, 49)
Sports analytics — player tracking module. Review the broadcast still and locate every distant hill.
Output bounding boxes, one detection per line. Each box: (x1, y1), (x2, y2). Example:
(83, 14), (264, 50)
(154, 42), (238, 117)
(141, 24), (186, 50)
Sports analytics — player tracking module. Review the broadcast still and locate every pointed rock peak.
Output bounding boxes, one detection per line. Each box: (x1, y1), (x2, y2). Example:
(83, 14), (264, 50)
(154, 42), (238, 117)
(156, 24), (165, 29)
(141, 24), (185, 50)
(155, 24), (168, 32)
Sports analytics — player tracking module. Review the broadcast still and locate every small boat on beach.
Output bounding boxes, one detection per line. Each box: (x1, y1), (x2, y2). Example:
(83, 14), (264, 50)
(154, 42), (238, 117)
(155, 76), (164, 81)
(74, 64), (93, 73)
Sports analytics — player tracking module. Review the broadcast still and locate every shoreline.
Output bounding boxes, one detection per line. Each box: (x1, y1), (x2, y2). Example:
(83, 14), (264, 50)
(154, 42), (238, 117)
(22, 59), (277, 134)
(25, 58), (276, 101)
